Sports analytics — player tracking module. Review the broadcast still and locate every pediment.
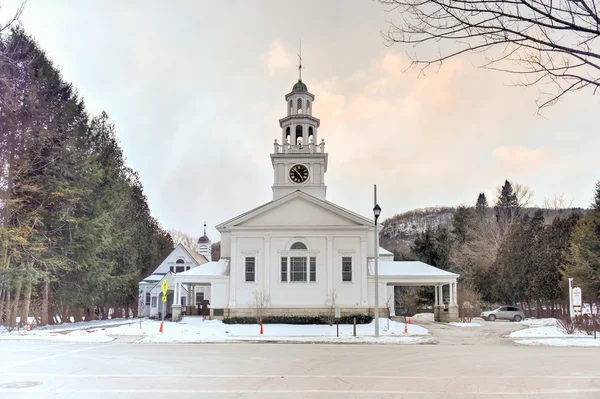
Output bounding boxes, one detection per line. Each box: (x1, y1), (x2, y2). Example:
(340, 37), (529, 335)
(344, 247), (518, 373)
(218, 191), (372, 229)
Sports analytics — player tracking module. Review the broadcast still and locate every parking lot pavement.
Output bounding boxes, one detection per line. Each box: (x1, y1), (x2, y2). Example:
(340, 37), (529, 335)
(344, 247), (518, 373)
(0, 340), (599, 398)
(414, 317), (527, 346)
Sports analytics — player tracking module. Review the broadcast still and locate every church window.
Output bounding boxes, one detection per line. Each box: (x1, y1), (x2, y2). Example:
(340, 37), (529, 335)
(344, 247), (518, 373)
(290, 257), (307, 282)
(308, 127), (314, 143)
(289, 100), (293, 115)
(306, 100), (310, 114)
(285, 126), (291, 143)
(145, 292), (151, 306)
(297, 98), (303, 114)
(281, 257), (288, 282)
(176, 259), (184, 264)
(291, 242), (307, 250)
(151, 296), (157, 308)
(245, 257), (256, 282)
(342, 257), (352, 282)
(170, 266), (174, 272)
(196, 291), (205, 305)
(310, 257), (316, 282)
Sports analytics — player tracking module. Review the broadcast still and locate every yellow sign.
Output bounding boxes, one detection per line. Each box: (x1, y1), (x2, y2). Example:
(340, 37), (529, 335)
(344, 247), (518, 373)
(161, 280), (168, 295)
(162, 294), (167, 303)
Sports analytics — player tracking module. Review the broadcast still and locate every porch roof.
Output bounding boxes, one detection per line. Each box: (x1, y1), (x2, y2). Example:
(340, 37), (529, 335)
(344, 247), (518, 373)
(174, 260), (229, 278)
(369, 261), (458, 284)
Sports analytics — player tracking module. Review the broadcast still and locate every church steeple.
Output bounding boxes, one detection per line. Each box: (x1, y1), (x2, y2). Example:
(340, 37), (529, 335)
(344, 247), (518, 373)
(271, 51), (328, 201)
(197, 221), (212, 261)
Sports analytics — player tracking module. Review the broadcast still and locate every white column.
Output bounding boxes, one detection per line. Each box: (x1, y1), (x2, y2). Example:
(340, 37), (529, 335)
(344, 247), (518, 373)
(229, 237), (238, 307)
(175, 282), (180, 305)
(434, 284), (439, 306)
(360, 237), (368, 306)
(449, 283), (454, 306)
(264, 236), (271, 294)
(387, 285), (395, 316)
(453, 282), (458, 306)
(327, 236), (334, 295)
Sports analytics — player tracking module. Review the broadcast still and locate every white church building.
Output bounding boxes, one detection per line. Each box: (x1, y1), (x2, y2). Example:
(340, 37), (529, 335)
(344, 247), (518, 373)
(140, 75), (459, 322)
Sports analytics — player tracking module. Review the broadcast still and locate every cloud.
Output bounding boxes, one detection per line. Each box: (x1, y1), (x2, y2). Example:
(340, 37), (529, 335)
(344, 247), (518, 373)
(261, 40), (294, 75)
(492, 146), (550, 172)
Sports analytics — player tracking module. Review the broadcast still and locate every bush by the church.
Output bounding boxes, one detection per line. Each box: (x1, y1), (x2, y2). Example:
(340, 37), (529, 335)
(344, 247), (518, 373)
(222, 314), (373, 325)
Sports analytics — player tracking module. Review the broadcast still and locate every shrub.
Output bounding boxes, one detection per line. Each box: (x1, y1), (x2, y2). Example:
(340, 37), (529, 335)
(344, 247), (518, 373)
(222, 314), (373, 325)
(556, 317), (577, 335)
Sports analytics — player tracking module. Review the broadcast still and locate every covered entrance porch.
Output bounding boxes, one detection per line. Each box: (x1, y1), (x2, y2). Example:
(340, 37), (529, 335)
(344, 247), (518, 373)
(170, 261), (230, 321)
(374, 261), (459, 322)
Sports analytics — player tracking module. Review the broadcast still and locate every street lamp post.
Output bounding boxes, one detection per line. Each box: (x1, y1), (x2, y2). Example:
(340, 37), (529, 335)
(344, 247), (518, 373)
(373, 200), (381, 337)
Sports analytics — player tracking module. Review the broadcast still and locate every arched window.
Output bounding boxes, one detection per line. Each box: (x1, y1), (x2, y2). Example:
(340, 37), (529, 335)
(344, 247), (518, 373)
(306, 100), (311, 115)
(308, 126), (314, 143)
(291, 242), (308, 250)
(285, 126), (291, 143)
(175, 258), (185, 273)
(289, 100), (293, 115)
(295, 125), (303, 145)
(297, 98), (303, 114)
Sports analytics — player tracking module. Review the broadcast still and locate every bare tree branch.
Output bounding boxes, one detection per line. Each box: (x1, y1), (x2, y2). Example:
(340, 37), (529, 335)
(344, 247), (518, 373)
(379, 0), (600, 110)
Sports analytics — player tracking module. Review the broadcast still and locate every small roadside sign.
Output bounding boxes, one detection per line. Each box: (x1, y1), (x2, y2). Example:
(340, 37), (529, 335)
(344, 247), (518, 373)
(573, 287), (582, 307)
(161, 280), (168, 296)
(162, 295), (167, 303)
(335, 307), (340, 319)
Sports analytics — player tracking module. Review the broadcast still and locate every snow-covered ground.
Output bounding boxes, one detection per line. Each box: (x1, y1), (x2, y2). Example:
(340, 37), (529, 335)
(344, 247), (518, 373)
(517, 318), (558, 327)
(0, 317), (432, 344)
(515, 338), (600, 347)
(511, 318), (600, 347)
(449, 322), (482, 327)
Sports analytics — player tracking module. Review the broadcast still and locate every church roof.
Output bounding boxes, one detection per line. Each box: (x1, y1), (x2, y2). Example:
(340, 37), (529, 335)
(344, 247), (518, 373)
(292, 79), (308, 93)
(180, 244), (209, 264)
(197, 235), (210, 244)
(215, 190), (376, 230)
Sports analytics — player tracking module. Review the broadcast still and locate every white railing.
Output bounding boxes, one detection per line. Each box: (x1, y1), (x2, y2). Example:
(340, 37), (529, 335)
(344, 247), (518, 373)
(273, 139), (325, 154)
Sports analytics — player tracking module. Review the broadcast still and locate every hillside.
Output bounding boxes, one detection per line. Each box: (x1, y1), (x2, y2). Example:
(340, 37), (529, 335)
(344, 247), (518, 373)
(379, 206), (587, 255)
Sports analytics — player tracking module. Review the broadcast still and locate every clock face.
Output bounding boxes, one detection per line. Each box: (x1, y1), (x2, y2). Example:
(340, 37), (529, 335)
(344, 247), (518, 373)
(289, 164), (309, 184)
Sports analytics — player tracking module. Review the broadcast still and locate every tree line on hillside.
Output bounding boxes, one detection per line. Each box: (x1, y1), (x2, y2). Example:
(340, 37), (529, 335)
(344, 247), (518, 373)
(397, 180), (600, 317)
(0, 28), (173, 327)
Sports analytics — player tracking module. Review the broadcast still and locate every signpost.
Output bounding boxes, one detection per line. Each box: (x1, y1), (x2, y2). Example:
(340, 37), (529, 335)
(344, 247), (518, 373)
(161, 280), (168, 324)
(573, 287), (582, 316)
(335, 307), (340, 337)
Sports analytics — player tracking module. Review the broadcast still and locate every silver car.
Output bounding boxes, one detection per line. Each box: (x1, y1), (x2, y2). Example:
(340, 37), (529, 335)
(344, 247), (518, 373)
(481, 306), (525, 322)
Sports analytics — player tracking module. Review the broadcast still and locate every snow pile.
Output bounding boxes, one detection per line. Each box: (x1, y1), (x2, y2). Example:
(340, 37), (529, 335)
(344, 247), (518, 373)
(518, 318), (557, 327)
(449, 322), (482, 327)
(104, 317), (430, 344)
(0, 326), (8, 334)
(35, 318), (139, 332)
(411, 313), (434, 321)
(515, 338), (600, 347)
(0, 328), (114, 343)
(510, 325), (587, 339)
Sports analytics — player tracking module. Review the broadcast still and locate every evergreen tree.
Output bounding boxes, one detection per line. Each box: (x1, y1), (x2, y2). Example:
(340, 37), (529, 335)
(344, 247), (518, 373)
(475, 193), (488, 218)
(592, 180), (600, 211)
(495, 180), (521, 237)
(452, 205), (472, 245)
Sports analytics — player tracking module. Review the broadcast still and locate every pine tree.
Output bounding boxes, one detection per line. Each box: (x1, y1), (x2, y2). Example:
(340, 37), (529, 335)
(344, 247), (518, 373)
(475, 193), (488, 218)
(592, 180), (600, 210)
(495, 180), (521, 237)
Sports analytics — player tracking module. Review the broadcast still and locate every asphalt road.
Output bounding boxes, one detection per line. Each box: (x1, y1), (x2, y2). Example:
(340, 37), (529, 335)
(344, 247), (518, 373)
(0, 321), (598, 398)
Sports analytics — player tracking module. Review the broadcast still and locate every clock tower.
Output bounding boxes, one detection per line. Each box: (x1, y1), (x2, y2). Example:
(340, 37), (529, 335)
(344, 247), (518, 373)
(271, 69), (328, 200)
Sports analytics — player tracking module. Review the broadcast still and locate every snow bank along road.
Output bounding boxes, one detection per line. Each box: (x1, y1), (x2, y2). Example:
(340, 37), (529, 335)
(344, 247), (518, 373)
(0, 341), (599, 398)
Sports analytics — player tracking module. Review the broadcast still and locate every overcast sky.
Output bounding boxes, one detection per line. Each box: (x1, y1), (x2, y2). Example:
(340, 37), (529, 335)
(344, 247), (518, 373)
(6, 0), (599, 241)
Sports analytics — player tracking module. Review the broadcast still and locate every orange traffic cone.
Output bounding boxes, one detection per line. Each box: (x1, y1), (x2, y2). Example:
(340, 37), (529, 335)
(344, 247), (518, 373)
(404, 323), (408, 334)
(26, 324), (31, 332)
(159, 321), (163, 333)
(260, 324), (263, 335)
(407, 317), (411, 324)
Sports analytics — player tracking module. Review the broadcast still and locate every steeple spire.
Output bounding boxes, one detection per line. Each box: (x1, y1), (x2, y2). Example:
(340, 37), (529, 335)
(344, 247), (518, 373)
(203, 221), (206, 236)
(297, 39), (303, 81)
